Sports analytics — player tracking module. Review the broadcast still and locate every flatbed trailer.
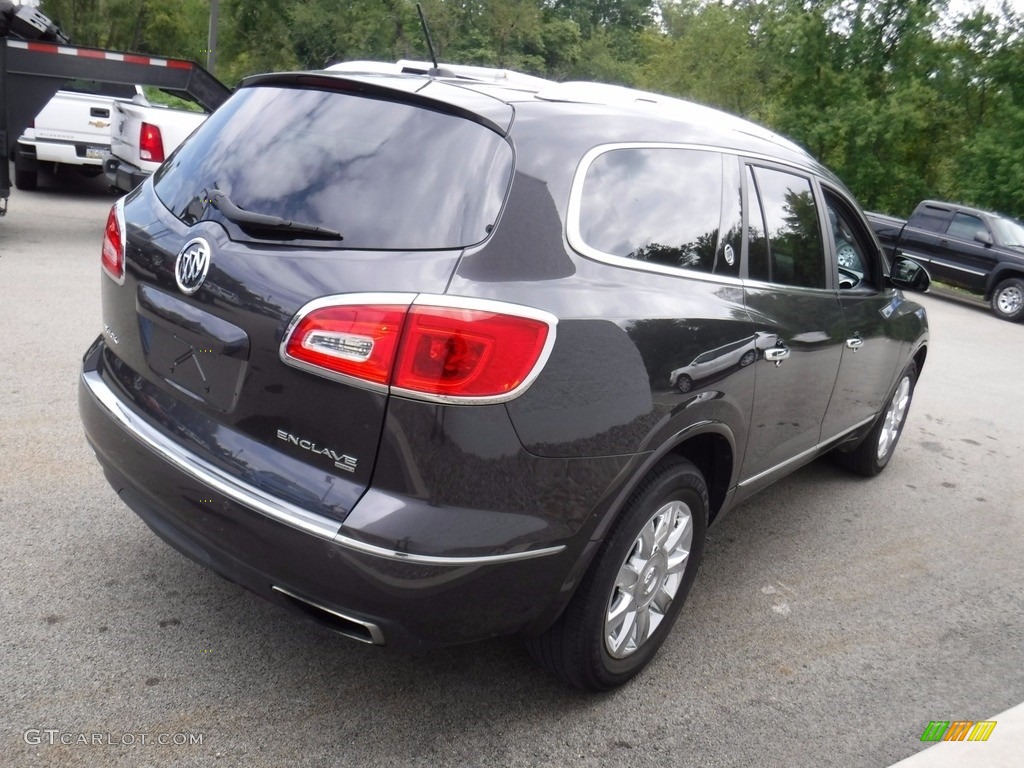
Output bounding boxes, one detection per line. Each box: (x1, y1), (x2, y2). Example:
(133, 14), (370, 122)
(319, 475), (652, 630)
(1, 0), (229, 217)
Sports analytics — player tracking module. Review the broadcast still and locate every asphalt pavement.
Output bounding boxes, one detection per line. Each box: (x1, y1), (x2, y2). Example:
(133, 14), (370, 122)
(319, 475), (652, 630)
(2, 167), (1022, 767)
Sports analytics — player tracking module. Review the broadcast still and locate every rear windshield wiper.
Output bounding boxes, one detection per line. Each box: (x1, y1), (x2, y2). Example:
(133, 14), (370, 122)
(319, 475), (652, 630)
(207, 189), (343, 240)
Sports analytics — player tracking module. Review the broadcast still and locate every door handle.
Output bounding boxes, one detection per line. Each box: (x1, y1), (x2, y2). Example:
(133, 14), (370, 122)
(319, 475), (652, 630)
(764, 346), (790, 366)
(846, 337), (864, 352)
(90, 107), (110, 118)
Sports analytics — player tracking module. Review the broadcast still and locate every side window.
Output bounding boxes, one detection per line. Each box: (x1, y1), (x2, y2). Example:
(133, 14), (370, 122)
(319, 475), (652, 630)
(824, 191), (877, 291)
(946, 212), (986, 242)
(746, 166), (825, 289)
(577, 148), (740, 277)
(908, 205), (950, 232)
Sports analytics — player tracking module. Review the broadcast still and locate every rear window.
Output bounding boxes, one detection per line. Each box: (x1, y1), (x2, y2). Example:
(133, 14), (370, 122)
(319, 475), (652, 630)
(61, 79), (138, 100)
(153, 85), (514, 249)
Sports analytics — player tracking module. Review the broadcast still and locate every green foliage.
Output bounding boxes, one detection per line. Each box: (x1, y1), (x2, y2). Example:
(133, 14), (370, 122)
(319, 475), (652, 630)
(36, 0), (1024, 217)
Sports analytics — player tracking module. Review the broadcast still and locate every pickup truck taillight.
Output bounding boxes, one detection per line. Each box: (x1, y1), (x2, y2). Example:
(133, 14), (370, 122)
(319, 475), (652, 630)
(281, 295), (557, 404)
(101, 199), (126, 285)
(139, 122), (165, 163)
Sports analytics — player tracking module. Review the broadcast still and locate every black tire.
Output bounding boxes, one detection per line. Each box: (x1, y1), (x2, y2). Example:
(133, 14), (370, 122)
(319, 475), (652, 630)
(833, 361), (917, 477)
(14, 158), (37, 191)
(675, 374), (693, 393)
(525, 456), (708, 690)
(990, 278), (1024, 322)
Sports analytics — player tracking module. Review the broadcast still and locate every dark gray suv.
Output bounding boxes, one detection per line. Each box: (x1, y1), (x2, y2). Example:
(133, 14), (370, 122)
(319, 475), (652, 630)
(79, 62), (929, 690)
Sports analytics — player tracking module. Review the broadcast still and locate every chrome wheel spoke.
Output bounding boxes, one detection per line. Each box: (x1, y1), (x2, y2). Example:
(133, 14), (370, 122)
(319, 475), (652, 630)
(637, 524), (657, 559)
(633, 605), (651, 648)
(652, 585), (674, 614)
(664, 512), (692, 558)
(665, 548), (689, 576)
(606, 607), (636, 656)
(615, 562), (640, 593)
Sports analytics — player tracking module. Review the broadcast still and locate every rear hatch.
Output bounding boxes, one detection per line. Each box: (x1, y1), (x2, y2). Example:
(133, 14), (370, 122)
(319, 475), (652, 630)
(99, 74), (515, 521)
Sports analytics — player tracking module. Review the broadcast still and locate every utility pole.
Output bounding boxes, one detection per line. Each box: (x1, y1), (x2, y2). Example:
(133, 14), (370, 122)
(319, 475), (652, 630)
(207, 0), (219, 74)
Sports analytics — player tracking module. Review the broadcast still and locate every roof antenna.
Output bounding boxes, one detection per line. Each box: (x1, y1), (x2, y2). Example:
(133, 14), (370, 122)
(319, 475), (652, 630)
(416, 3), (448, 76)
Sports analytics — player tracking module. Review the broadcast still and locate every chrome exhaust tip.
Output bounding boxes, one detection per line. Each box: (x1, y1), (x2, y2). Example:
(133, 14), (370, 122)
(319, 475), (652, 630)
(272, 585), (385, 646)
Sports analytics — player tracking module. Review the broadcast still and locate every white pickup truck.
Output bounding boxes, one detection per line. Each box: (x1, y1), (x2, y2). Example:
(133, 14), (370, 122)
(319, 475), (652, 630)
(13, 79), (143, 190)
(105, 98), (207, 192)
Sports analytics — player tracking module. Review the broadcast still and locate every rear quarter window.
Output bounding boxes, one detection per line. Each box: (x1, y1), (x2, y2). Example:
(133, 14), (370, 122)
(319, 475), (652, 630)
(571, 146), (741, 278)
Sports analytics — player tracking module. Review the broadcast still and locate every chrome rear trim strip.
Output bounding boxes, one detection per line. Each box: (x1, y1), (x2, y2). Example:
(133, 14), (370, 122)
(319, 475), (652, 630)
(84, 369), (342, 541)
(83, 369), (565, 565)
(332, 535), (565, 566)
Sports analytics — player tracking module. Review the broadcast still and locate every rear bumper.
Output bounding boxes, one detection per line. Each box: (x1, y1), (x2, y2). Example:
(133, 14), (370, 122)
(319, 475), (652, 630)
(78, 340), (587, 649)
(18, 137), (105, 167)
(104, 156), (149, 192)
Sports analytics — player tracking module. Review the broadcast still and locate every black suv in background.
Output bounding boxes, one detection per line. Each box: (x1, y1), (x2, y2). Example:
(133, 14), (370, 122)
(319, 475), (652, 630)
(79, 62), (930, 690)
(868, 200), (1024, 321)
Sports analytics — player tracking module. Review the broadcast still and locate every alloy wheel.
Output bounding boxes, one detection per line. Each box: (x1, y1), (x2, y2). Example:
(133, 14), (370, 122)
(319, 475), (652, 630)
(605, 500), (693, 659)
(877, 375), (911, 461)
(996, 285), (1024, 316)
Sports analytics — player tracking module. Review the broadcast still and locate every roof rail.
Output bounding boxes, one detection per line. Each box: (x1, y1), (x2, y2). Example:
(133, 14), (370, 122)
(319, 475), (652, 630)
(536, 81), (804, 154)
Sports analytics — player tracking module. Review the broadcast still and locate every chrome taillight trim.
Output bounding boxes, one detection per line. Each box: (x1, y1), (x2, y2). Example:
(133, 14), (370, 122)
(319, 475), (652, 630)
(279, 292), (417, 395)
(280, 292), (559, 405)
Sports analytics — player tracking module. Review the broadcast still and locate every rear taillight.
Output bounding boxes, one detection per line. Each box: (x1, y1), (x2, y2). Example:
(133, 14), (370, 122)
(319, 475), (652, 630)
(139, 122), (165, 163)
(101, 199), (126, 284)
(284, 302), (410, 389)
(281, 295), (557, 404)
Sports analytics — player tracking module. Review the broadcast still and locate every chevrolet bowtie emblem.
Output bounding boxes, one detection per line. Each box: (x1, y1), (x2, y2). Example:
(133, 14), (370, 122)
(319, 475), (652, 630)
(89, 119), (110, 128)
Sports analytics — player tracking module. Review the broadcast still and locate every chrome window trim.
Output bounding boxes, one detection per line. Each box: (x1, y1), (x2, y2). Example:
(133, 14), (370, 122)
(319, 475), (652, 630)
(737, 415), (875, 488)
(83, 369), (565, 565)
(281, 292), (559, 405)
(566, 142), (820, 286)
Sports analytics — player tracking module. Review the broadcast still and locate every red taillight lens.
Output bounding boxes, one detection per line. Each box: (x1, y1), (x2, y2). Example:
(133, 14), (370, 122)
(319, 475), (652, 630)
(281, 296), (556, 403)
(284, 304), (408, 387)
(101, 200), (125, 284)
(394, 307), (551, 399)
(139, 122), (165, 162)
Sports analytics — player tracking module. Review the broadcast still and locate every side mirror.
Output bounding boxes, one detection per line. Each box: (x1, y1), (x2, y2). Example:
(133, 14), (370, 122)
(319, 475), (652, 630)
(974, 229), (994, 247)
(890, 256), (930, 293)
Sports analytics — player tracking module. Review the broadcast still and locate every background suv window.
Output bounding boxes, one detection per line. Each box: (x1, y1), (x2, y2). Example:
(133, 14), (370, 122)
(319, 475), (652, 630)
(577, 148), (740, 277)
(945, 212), (986, 241)
(746, 166), (825, 289)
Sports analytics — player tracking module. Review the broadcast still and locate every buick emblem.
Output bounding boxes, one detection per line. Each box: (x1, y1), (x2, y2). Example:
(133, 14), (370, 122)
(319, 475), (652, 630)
(175, 237), (211, 295)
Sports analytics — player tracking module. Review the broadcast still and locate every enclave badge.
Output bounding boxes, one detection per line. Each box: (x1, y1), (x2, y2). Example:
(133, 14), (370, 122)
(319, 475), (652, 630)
(175, 237), (211, 295)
